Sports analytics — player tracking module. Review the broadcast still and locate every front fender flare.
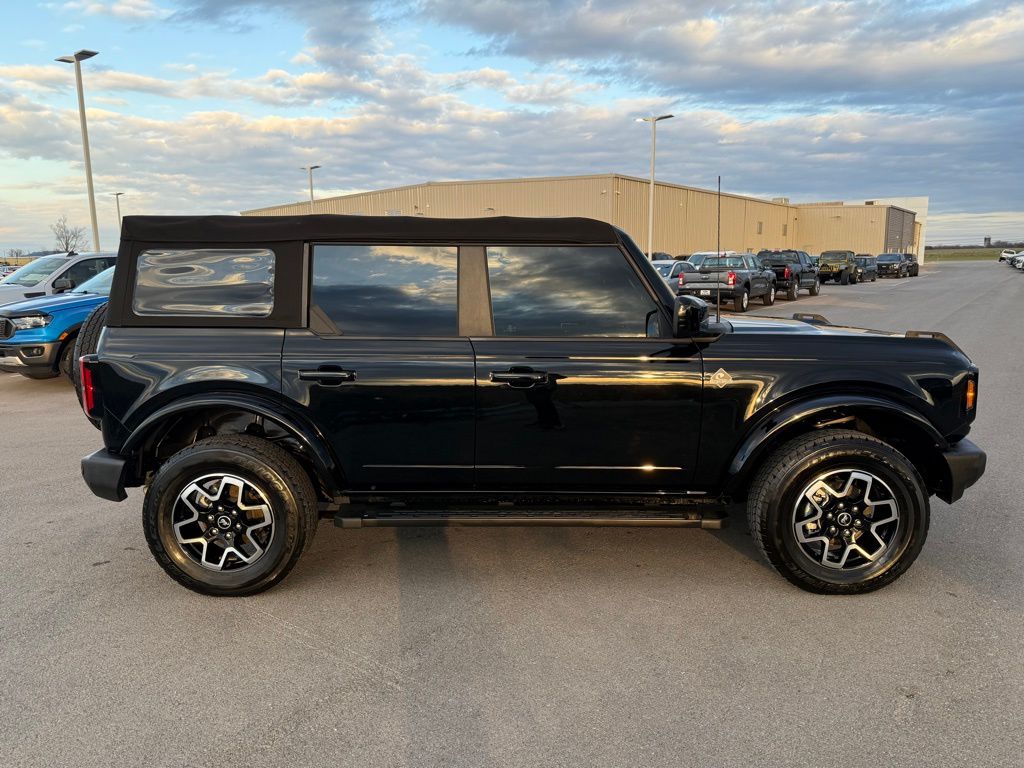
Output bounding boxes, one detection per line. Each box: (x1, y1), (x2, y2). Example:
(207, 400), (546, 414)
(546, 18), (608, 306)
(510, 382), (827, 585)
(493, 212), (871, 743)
(725, 393), (947, 493)
(120, 392), (342, 495)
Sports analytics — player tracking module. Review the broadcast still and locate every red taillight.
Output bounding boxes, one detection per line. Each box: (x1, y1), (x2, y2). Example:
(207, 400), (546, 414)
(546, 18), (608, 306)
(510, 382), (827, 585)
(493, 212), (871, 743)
(80, 357), (96, 415)
(677, 272), (686, 286)
(726, 271), (737, 287)
(783, 266), (791, 279)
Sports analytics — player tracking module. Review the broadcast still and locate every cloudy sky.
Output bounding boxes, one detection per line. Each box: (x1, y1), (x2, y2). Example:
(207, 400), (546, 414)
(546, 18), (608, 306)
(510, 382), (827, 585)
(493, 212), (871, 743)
(1, 0), (1022, 252)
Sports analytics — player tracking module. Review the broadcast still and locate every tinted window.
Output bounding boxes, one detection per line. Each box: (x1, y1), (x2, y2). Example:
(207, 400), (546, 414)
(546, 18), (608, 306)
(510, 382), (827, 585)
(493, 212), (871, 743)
(487, 246), (657, 337)
(313, 244), (457, 335)
(702, 257), (745, 268)
(134, 248), (275, 317)
(759, 250), (799, 263)
(62, 257), (115, 288)
(877, 254), (900, 262)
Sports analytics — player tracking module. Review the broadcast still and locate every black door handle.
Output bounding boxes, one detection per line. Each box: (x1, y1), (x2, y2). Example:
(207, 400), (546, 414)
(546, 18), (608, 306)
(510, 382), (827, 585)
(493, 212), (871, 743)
(489, 368), (550, 388)
(298, 367), (356, 386)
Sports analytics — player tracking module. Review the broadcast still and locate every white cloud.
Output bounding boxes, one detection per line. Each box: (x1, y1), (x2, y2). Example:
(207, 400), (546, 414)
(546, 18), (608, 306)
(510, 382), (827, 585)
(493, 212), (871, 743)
(63, 0), (170, 21)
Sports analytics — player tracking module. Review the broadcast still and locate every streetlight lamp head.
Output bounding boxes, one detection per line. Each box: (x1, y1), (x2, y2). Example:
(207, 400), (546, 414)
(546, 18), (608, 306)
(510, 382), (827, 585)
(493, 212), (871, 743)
(56, 50), (99, 63)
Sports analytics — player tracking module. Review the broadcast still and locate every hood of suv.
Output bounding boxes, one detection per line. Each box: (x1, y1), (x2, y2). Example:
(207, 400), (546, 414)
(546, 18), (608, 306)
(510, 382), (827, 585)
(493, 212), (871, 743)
(729, 316), (898, 338)
(0, 291), (107, 316)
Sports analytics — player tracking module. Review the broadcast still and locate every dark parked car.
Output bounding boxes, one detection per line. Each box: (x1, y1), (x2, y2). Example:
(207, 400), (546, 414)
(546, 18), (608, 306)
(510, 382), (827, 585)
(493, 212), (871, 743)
(80, 215), (985, 597)
(818, 250), (856, 285)
(853, 255), (878, 283)
(903, 253), (920, 277)
(877, 252), (911, 278)
(677, 253), (775, 311)
(757, 249), (821, 300)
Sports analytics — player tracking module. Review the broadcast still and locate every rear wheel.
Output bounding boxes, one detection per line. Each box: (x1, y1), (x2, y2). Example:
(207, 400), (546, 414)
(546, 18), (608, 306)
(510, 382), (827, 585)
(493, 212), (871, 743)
(143, 435), (319, 596)
(808, 277), (821, 296)
(747, 429), (929, 594)
(733, 287), (750, 312)
(762, 283), (776, 306)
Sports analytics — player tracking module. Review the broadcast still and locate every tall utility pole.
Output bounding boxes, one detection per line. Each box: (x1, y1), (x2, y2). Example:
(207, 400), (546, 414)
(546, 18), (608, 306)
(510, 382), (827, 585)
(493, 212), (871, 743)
(112, 192), (125, 228)
(635, 114), (674, 257)
(56, 49), (100, 252)
(302, 165), (321, 214)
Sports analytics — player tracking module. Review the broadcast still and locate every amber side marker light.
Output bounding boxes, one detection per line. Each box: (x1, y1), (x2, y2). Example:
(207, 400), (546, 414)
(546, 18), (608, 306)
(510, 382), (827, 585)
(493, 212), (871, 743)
(965, 379), (977, 411)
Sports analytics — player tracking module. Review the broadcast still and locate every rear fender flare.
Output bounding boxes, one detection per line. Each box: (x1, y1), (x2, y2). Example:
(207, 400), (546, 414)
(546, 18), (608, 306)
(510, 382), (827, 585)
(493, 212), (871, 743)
(121, 392), (343, 495)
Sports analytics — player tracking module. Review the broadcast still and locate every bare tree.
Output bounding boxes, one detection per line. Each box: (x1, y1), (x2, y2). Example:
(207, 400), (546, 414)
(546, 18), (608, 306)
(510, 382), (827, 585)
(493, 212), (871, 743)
(5, 248), (25, 260)
(51, 215), (87, 252)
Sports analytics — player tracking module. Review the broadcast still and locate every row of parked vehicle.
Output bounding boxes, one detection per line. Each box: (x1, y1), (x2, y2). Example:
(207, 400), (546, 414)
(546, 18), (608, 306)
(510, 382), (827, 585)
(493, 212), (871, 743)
(651, 249), (921, 312)
(0, 251), (116, 380)
(999, 249), (1024, 269)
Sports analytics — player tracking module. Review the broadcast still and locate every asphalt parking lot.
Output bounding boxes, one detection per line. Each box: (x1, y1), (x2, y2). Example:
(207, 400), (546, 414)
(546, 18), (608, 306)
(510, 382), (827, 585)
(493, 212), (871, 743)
(1, 261), (1021, 768)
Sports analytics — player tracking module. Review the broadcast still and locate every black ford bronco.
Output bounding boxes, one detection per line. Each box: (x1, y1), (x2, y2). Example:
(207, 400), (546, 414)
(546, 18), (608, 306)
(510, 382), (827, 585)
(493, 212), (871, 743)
(79, 215), (986, 596)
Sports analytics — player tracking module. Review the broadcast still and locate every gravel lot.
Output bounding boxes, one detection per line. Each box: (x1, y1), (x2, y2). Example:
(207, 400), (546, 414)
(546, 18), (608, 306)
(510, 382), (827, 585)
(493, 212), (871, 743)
(1, 261), (1021, 768)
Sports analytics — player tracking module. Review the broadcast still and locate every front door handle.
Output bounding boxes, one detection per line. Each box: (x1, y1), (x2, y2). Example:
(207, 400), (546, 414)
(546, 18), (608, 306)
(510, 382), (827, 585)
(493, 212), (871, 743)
(489, 368), (550, 388)
(298, 367), (356, 386)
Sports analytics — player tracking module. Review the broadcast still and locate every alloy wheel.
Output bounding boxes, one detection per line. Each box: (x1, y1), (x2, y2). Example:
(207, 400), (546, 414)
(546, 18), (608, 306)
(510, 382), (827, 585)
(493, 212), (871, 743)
(171, 473), (275, 571)
(792, 468), (900, 570)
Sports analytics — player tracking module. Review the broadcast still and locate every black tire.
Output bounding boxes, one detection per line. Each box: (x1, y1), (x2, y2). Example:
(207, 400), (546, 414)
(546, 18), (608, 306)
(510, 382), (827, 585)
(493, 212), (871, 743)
(808, 276), (821, 296)
(871, 275), (877, 282)
(73, 303), (108, 401)
(58, 339), (76, 381)
(786, 282), (798, 301)
(839, 269), (850, 285)
(762, 283), (776, 306)
(143, 434), (319, 596)
(733, 287), (750, 312)
(746, 429), (929, 594)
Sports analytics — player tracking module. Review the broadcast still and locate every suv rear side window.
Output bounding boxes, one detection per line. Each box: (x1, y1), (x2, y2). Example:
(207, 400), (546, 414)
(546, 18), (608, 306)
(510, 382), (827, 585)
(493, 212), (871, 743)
(486, 246), (657, 337)
(312, 244), (458, 336)
(133, 248), (275, 317)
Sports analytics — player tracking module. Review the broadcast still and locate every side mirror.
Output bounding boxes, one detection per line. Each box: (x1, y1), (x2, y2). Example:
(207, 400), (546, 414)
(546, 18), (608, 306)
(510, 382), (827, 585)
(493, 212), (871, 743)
(673, 294), (708, 337)
(52, 278), (73, 292)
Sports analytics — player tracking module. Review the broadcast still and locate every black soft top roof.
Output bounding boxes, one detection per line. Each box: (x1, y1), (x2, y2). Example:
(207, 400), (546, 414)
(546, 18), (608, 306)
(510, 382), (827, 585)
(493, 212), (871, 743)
(120, 214), (622, 245)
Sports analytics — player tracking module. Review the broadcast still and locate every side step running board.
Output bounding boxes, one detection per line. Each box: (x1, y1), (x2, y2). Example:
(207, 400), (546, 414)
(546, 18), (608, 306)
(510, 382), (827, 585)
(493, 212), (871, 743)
(334, 510), (728, 530)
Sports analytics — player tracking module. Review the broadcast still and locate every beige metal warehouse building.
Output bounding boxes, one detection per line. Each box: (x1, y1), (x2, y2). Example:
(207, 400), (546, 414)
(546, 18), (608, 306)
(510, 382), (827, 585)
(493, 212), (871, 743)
(243, 173), (925, 259)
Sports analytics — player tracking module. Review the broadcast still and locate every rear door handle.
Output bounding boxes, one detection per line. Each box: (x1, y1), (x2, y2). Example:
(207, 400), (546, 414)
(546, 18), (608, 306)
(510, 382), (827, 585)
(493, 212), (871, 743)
(298, 367), (356, 386)
(489, 369), (550, 388)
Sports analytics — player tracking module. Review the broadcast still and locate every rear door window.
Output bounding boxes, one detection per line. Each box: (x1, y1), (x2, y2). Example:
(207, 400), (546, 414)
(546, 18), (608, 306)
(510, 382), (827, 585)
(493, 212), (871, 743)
(133, 248), (275, 317)
(311, 244), (458, 336)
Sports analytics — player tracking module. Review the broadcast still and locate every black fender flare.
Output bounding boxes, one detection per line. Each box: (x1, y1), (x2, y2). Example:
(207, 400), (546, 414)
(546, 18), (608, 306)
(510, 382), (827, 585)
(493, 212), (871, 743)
(120, 392), (343, 495)
(724, 393), (948, 494)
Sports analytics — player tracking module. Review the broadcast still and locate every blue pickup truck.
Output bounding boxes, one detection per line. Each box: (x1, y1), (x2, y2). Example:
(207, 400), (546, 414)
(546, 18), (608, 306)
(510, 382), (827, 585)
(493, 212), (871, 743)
(0, 266), (113, 380)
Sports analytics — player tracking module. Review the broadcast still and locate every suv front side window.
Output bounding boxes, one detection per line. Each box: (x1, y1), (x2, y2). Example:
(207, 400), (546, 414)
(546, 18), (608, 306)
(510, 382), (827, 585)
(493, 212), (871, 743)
(486, 246), (658, 338)
(312, 244), (458, 336)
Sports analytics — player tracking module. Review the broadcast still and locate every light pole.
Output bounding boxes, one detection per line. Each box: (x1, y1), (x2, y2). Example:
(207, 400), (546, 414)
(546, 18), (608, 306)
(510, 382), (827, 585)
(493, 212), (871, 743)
(56, 49), (100, 252)
(636, 114), (674, 258)
(111, 192), (124, 228)
(302, 165), (321, 214)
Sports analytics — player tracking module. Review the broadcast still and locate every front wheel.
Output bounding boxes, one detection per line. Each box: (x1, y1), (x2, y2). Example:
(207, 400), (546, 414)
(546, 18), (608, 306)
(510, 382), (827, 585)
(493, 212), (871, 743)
(808, 277), (821, 296)
(786, 282), (798, 300)
(58, 339), (76, 381)
(143, 435), (319, 596)
(839, 269), (851, 285)
(746, 429), (929, 594)
(762, 283), (776, 306)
